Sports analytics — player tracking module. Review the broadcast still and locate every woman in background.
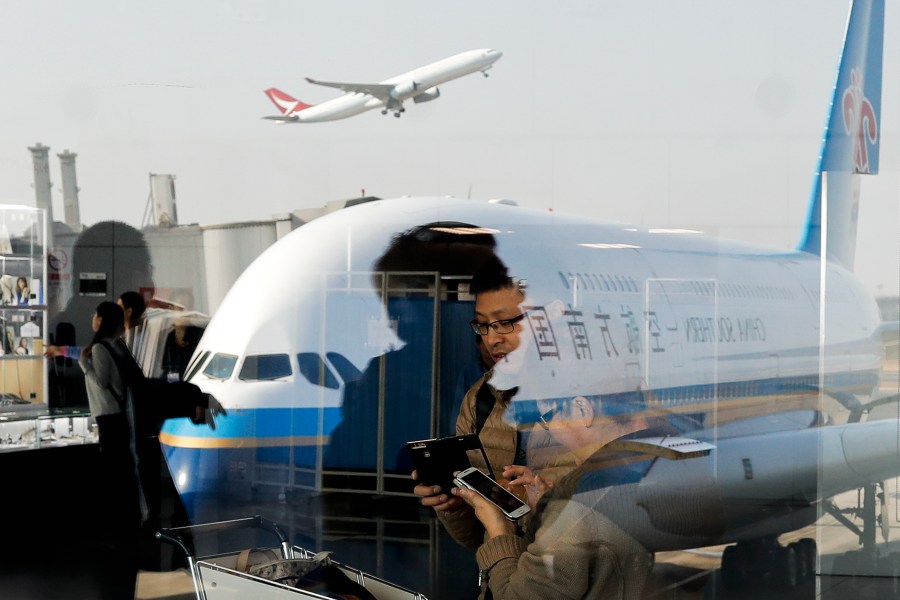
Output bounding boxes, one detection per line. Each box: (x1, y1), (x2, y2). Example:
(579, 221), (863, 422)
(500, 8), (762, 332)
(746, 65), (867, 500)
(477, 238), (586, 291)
(78, 300), (142, 599)
(80, 302), (130, 454)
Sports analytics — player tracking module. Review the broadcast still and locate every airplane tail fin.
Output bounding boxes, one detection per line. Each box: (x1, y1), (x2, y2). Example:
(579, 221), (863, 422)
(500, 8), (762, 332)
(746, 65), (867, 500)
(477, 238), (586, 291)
(798, 0), (884, 270)
(263, 88), (313, 122)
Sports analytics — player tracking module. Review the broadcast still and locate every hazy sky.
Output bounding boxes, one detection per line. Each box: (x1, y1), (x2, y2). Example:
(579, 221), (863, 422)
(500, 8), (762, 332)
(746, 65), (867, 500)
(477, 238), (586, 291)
(1, 0), (897, 297)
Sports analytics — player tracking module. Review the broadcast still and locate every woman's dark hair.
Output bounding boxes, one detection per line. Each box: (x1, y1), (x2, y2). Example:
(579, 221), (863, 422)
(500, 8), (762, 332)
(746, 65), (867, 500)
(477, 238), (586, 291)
(91, 301), (125, 345)
(118, 291), (147, 326)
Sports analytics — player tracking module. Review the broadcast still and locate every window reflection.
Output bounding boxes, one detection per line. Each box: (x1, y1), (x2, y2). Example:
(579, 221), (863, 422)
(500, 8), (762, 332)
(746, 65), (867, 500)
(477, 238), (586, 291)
(201, 352), (238, 380)
(296, 352), (339, 389)
(238, 354), (292, 381)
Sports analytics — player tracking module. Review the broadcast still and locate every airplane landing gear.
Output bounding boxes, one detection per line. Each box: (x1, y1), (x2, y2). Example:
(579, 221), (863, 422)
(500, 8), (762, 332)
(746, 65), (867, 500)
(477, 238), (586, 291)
(381, 109), (388, 115)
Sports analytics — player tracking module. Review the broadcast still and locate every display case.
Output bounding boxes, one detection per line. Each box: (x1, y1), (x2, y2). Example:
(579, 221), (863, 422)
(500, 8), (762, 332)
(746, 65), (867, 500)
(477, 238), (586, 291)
(0, 205), (48, 409)
(0, 410), (96, 452)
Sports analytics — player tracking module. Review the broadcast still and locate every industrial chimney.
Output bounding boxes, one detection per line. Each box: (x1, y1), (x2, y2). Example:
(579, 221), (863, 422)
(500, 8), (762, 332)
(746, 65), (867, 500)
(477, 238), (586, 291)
(57, 149), (83, 233)
(28, 143), (54, 224)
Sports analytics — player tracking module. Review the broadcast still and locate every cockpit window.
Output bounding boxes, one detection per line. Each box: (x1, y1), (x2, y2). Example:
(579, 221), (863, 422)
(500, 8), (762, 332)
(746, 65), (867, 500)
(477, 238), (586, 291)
(297, 352), (339, 389)
(202, 353), (238, 380)
(183, 350), (211, 382)
(239, 354), (293, 381)
(325, 352), (362, 384)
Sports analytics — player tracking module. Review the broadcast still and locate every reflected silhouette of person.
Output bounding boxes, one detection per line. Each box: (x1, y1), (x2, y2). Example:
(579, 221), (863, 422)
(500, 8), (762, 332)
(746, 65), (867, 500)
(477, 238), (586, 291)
(47, 221), (207, 573)
(323, 222), (500, 479)
(48, 221), (155, 411)
(319, 221), (503, 598)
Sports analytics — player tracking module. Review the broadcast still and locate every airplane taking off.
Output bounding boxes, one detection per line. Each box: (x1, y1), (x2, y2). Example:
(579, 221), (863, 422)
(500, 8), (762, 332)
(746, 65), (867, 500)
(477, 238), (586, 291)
(262, 48), (502, 123)
(163, 0), (895, 591)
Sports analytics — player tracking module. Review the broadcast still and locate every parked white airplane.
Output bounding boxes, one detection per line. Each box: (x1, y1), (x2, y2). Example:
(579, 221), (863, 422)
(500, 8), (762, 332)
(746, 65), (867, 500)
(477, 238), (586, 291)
(262, 48), (502, 123)
(163, 0), (893, 587)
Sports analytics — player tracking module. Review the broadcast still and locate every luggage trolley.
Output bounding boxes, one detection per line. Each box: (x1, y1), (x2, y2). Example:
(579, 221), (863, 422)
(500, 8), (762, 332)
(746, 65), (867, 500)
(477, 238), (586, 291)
(157, 515), (428, 600)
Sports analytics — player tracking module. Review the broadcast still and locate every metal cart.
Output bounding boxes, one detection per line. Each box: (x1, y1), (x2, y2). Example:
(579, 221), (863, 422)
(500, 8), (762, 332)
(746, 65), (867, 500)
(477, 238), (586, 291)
(157, 515), (428, 600)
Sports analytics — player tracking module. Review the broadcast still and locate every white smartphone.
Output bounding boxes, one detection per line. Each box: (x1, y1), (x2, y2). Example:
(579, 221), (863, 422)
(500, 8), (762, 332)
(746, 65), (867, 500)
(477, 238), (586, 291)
(453, 467), (531, 521)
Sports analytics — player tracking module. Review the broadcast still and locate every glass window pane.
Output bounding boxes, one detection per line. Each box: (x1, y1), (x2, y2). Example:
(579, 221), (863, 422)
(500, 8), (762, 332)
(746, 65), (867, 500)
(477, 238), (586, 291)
(238, 354), (292, 381)
(297, 352), (339, 389)
(201, 353), (238, 380)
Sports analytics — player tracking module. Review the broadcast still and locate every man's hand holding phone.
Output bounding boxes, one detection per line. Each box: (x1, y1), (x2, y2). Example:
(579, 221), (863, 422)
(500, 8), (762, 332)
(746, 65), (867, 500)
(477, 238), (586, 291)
(411, 469), (465, 513)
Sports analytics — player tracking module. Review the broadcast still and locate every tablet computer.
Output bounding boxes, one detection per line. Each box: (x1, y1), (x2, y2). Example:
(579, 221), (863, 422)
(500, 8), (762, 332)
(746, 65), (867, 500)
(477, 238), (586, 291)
(405, 433), (493, 493)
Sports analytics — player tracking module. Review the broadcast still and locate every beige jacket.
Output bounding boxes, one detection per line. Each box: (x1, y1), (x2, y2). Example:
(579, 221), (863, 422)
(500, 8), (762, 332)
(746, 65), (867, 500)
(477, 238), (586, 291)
(438, 371), (577, 549)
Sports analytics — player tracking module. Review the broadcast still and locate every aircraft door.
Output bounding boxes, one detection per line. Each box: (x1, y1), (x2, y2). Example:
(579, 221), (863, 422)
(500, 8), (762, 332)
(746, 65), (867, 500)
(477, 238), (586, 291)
(644, 278), (686, 395)
(320, 272), (439, 495)
(438, 296), (487, 437)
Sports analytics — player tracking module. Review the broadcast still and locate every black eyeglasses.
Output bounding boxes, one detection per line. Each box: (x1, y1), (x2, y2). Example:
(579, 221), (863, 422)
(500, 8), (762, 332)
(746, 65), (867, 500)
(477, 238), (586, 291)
(469, 313), (526, 336)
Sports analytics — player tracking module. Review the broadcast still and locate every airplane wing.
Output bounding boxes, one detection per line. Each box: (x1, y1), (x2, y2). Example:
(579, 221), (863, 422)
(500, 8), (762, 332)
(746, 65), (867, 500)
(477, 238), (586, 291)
(604, 436), (715, 460)
(261, 115), (300, 123)
(305, 77), (395, 101)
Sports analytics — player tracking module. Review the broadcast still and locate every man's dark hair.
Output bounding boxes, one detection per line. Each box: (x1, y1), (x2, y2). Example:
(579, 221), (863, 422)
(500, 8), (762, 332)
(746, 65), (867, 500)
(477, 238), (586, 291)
(372, 221), (501, 302)
(118, 291), (147, 325)
(469, 254), (514, 296)
(374, 221), (497, 276)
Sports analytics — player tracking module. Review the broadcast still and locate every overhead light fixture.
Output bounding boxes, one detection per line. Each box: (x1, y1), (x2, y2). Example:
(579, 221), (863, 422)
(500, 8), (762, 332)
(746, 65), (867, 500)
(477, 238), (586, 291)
(648, 228), (703, 234)
(578, 243), (641, 249)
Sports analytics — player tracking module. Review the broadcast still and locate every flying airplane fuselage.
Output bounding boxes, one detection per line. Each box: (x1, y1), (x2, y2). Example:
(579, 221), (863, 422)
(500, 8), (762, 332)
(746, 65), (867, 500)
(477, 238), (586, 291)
(295, 94), (381, 122)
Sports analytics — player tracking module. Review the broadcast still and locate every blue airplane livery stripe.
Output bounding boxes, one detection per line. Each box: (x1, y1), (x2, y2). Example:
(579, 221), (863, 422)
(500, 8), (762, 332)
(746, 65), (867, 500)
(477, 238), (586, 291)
(160, 369), (877, 449)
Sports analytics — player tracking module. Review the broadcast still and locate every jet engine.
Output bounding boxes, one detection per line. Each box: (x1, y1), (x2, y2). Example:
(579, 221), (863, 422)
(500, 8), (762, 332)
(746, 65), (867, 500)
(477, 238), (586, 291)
(413, 87), (441, 103)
